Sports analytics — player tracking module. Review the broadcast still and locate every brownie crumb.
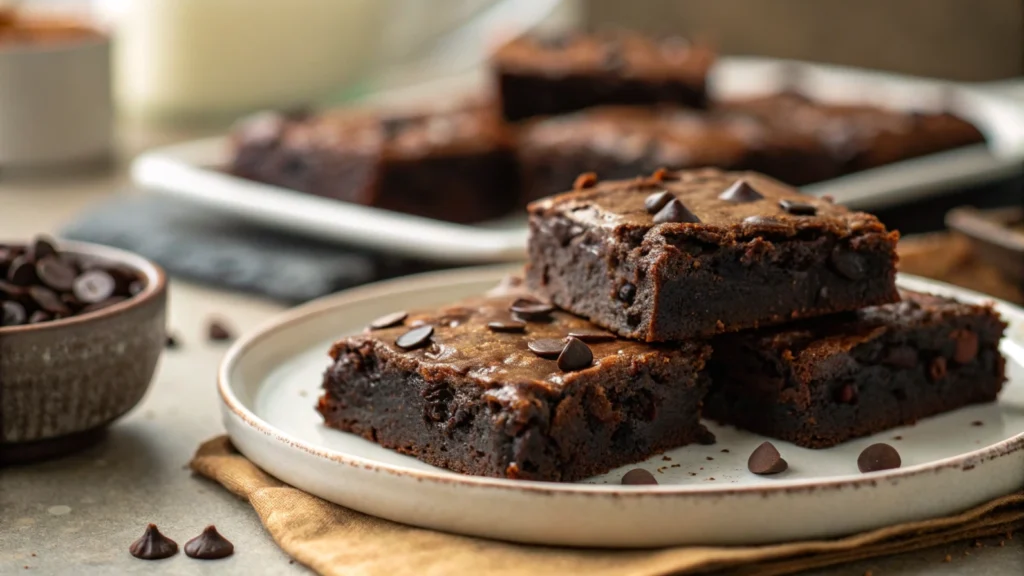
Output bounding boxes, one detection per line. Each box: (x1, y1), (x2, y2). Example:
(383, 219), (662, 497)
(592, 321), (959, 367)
(705, 456), (713, 461)
(721, 449), (730, 453)
(971, 421), (984, 427)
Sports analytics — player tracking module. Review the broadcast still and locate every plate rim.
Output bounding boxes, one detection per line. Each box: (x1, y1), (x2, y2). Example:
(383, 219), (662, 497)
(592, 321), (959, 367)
(218, 265), (1024, 497)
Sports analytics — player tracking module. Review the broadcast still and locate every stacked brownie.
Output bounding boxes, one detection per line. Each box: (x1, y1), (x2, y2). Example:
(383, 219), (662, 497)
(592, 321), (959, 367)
(317, 167), (1006, 482)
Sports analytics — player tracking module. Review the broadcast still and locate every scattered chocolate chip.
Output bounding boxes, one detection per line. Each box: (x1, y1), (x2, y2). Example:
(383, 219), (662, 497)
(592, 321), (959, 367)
(508, 298), (554, 321)
(527, 338), (565, 358)
(644, 190), (675, 214)
(183, 526), (234, 560)
(566, 329), (615, 343)
(779, 199), (817, 215)
(557, 337), (593, 372)
(1, 301), (27, 326)
(951, 330), (979, 364)
(7, 256), (37, 286)
(617, 283), (636, 304)
(573, 172), (598, 190)
(487, 320), (526, 333)
(129, 524), (178, 560)
(621, 468), (658, 485)
(883, 346), (919, 369)
(72, 270), (116, 304)
(748, 441), (788, 475)
(653, 198), (700, 224)
(396, 325), (433, 350)
(29, 286), (70, 315)
(928, 356), (947, 381)
(207, 320), (234, 342)
(35, 257), (76, 292)
(165, 333), (180, 349)
(830, 247), (866, 280)
(368, 311), (408, 330)
(718, 180), (763, 203)
(836, 383), (858, 404)
(857, 443), (901, 473)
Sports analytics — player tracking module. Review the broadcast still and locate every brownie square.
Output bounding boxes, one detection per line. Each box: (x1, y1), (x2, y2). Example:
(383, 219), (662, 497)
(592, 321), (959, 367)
(317, 294), (713, 482)
(705, 290), (1007, 448)
(228, 103), (520, 224)
(526, 168), (900, 342)
(493, 32), (714, 122)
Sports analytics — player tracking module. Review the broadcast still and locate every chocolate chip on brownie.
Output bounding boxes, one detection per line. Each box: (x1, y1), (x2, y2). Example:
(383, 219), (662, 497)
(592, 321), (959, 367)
(652, 198), (701, 224)
(395, 325), (433, 350)
(509, 298), (554, 321)
(644, 190), (675, 214)
(527, 338), (565, 358)
(557, 337), (593, 372)
(718, 180), (763, 203)
(779, 199), (817, 215)
(621, 468), (658, 485)
(748, 441), (788, 475)
(368, 311), (408, 330)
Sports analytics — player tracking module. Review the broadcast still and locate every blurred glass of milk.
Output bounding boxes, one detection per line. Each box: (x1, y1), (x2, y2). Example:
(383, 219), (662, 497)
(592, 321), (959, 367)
(96, 0), (383, 124)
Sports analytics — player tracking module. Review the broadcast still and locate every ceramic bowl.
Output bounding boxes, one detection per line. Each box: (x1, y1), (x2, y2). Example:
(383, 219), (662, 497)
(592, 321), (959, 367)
(0, 241), (167, 464)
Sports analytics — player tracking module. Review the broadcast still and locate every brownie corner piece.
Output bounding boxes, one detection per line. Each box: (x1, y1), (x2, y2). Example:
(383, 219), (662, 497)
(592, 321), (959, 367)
(705, 290), (1008, 448)
(526, 168), (899, 342)
(317, 295), (712, 482)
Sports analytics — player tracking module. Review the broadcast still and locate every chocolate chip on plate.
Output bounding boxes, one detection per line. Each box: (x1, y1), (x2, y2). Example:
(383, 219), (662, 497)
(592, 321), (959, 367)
(951, 330), (979, 364)
(566, 329), (615, 343)
(779, 199), (817, 215)
(557, 337), (593, 372)
(1, 301), (27, 326)
(368, 311), (408, 330)
(129, 524), (178, 560)
(621, 468), (658, 485)
(857, 443), (901, 473)
(207, 320), (234, 342)
(73, 269), (116, 304)
(718, 180), (763, 203)
(748, 441), (788, 475)
(396, 325), (433, 350)
(183, 526), (234, 560)
(653, 199), (701, 224)
(509, 298), (554, 321)
(527, 338), (565, 358)
(35, 257), (77, 292)
(644, 190), (675, 214)
(487, 320), (526, 333)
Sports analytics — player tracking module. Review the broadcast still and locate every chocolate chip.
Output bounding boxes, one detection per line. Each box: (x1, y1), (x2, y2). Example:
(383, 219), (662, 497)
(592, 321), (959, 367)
(32, 236), (59, 261)
(779, 199), (817, 215)
(748, 441), (788, 475)
(165, 333), (180, 349)
(928, 356), (947, 381)
(28, 310), (51, 324)
(509, 298), (554, 321)
(951, 330), (979, 364)
(208, 320), (234, 342)
(718, 180), (763, 203)
(644, 190), (675, 214)
(971, 420), (984, 427)
(183, 526), (234, 560)
(73, 270), (116, 303)
(741, 215), (790, 233)
(369, 311), (408, 330)
(830, 247), (866, 280)
(617, 283), (636, 304)
(1, 301), (26, 326)
(557, 337), (593, 372)
(573, 172), (598, 190)
(487, 320), (526, 333)
(857, 443), (901, 473)
(883, 346), (919, 368)
(129, 524), (178, 560)
(79, 296), (127, 314)
(621, 468), (658, 485)
(35, 257), (77, 292)
(29, 286), (70, 315)
(653, 199), (700, 224)
(527, 338), (565, 358)
(396, 325), (433, 350)
(566, 329), (615, 342)
(836, 383), (858, 404)
(7, 256), (37, 286)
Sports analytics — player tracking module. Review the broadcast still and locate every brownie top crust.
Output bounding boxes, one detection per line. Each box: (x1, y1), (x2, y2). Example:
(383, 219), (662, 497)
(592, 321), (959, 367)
(528, 168), (892, 244)
(334, 295), (710, 395)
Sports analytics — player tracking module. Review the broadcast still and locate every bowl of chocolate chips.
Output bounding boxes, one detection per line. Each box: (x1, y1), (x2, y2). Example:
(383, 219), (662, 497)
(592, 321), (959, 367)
(0, 236), (167, 464)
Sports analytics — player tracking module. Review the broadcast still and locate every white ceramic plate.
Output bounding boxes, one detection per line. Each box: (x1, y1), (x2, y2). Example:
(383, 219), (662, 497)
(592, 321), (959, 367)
(134, 57), (1024, 264)
(219, 267), (1024, 548)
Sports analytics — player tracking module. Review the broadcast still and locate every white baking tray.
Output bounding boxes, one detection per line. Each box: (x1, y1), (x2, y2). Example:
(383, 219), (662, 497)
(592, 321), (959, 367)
(132, 57), (1024, 264)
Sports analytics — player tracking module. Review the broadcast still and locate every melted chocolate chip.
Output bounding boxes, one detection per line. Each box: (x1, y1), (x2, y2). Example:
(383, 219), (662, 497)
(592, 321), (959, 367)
(487, 319), (526, 333)
(509, 298), (554, 321)
(951, 330), (979, 364)
(644, 190), (675, 214)
(779, 199), (817, 215)
(369, 311), (408, 330)
(183, 526), (234, 560)
(557, 337), (593, 372)
(396, 325), (433, 350)
(748, 441), (788, 475)
(129, 524), (178, 560)
(527, 338), (565, 358)
(718, 180), (763, 203)
(566, 329), (615, 343)
(857, 443), (901, 473)
(621, 468), (658, 485)
(653, 198), (700, 224)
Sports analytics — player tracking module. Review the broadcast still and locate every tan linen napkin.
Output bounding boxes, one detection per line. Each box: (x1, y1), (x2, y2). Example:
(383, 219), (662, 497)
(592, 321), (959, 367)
(190, 436), (1023, 576)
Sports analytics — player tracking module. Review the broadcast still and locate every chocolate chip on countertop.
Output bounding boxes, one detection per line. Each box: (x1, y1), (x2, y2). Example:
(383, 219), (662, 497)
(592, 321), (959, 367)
(573, 172), (598, 190)
(183, 526), (234, 560)
(718, 180), (763, 203)
(509, 298), (554, 321)
(779, 199), (817, 215)
(857, 443), (901, 473)
(73, 269), (116, 304)
(748, 441), (788, 475)
(653, 199), (701, 224)
(566, 329), (615, 343)
(129, 524), (178, 560)
(396, 325), (433, 350)
(527, 338), (565, 358)
(1, 301), (27, 326)
(368, 311), (408, 330)
(207, 320), (235, 342)
(829, 247), (866, 280)
(951, 330), (979, 364)
(557, 337), (593, 372)
(621, 468), (658, 485)
(928, 356), (947, 381)
(487, 320), (526, 333)
(644, 190), (675, 214)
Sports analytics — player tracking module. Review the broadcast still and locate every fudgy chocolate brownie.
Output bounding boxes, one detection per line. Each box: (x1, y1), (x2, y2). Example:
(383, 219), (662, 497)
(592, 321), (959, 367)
(517, 106), (841, 202)
(493, 32), (714, 122)
(317, 294), (713, 482)
(526, 168), (900, 341)
(705, 290), (1007, 448)
(228, 103), (519, 224)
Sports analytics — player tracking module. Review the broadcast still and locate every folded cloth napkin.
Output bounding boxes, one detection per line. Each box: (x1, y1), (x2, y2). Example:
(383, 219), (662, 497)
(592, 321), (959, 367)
(190, 436), (1024, 576)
